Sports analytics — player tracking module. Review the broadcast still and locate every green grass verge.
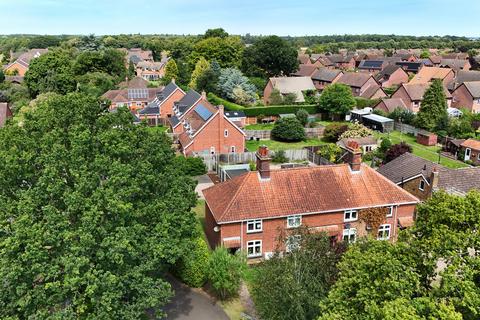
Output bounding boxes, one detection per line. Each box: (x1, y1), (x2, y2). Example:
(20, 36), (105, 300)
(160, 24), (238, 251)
(378, 131), (468, 169)
(245, 123), (275, 130)
(246, 138), (326, 152)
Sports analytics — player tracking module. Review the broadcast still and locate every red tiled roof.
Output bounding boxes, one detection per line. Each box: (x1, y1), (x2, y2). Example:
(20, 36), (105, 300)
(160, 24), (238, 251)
(204, 164), (419, 224)
(461, 139), (480, 150)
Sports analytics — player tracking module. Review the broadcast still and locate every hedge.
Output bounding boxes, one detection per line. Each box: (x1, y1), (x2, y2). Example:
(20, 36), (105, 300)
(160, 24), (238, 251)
(174, 237), (210, 287)
(207, 93), (245, 111)
(244, 105), (317, 117)
(207, 93), (318, 116)
(354, 97), (380, 109)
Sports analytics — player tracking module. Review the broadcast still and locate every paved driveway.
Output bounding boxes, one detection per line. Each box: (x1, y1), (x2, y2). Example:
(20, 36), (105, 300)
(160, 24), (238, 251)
(194, 175), (214, 200)
(162, 277), (229, 320)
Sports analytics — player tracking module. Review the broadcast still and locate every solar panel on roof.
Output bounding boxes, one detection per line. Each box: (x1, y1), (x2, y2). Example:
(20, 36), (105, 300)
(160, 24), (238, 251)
(128, 88), (148, 99)
(195, 104), (213, 121)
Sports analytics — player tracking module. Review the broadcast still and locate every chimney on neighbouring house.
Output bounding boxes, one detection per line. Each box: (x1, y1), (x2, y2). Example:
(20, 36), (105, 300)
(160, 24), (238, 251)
(256, 146), (271, 180)
(429, 166), (439, 192)
(218, 105), (224, 115)
(201, 91), (207, 100)
(346, 140), (362, 172)
(171, 78), (175, 84)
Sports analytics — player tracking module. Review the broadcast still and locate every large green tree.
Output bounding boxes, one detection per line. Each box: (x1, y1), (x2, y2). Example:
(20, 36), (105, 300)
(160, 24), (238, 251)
(189, 36), (243, 69)
(25, 49), (76, 97)
(318, 83), (356, 116)
(415, 79), (449, 132)
(162, 58), (179, 85)
(252, 230), (345, 320)
(73, 49), (127, 81)
(188, 56), (210, 90)
(0, 93), (198, 319)
(241, 35), (298, 77)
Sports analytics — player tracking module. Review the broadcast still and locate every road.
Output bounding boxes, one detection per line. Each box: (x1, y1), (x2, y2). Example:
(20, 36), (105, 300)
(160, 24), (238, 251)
(162, 276), (229, 320)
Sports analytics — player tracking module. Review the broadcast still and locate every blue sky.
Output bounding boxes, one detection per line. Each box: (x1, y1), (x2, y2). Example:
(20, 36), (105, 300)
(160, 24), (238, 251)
(0, 0), (478, 36)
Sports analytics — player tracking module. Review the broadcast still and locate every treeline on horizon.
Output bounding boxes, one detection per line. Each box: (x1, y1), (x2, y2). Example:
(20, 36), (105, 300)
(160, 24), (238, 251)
(1, 33), (480, 58)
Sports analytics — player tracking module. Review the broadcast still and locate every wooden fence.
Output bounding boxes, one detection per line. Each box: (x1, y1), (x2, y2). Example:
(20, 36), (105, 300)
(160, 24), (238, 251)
(199, 149), (309, 171)
(394, 122), (421, 136)
(245, 127), (324, 140)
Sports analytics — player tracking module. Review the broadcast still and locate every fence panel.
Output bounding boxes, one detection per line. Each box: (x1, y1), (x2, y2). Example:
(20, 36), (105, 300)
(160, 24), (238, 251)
(394, 122), (421, 136)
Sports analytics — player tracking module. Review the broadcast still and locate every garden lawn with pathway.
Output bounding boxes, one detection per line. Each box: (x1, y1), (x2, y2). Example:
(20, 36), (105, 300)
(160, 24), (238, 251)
(246, 138), (326, 152)
(378, 130), (468, 169)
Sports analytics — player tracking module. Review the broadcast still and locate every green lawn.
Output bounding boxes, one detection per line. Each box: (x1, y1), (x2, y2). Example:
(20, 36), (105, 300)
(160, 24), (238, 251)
(246, 138), (326, 152)
(245, 123), (275, 130)
(378, 131), (468, 169)
(145, 125), (169, 133)
(315, 120), (349, 127)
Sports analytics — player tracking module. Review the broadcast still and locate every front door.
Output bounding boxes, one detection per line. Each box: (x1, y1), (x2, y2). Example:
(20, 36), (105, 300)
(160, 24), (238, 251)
(465, 148), (471, 161)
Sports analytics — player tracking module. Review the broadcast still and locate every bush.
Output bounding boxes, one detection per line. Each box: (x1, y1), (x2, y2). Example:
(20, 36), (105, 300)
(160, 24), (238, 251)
(208, 247), (246, 300)
(296, 108), (309, 127)
(175, 237), (210, 287)
(384, 142), (412, 163)
(0, 70), (4, 83)
(317, 144), (342, 163)
(355, 97), (380, 109)
(271, 117), (306, 142)
(177, 156), (207, 176)
(388, 108), (416, 125)
(339, 122), (374, 139)
(323, 123), (349, 142)
(249, 77), (267, 95)
(272, 150), (289, 163)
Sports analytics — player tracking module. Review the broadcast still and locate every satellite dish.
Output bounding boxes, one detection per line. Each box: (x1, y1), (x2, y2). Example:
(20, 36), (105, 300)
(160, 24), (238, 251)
(213, 226), (220, 232)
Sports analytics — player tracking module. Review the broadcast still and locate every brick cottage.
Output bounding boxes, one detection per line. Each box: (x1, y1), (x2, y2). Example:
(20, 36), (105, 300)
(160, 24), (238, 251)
(203, 145), (419, 260)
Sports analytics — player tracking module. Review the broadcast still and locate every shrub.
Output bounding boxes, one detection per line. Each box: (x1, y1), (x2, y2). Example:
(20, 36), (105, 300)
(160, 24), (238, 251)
(249, 77), (267, 95)
(388, 108), (416, 125)
(355, 97), (380, 109)
(207, 92), (244, 111)
(339, 122), (374, 139)
(283, 93), (297, 105)
(272, 150), (289, 163)
(177, 156), (207, 176)
(296, 108), (309, 127)
(384, 142), (412, 163)
(175, 237), (210, 287)
(208, 247), (246, 300)
(0, 70), (4, 83)
(323, 123), (349, 142)
(317, 144), (342, 163)
(271, 117), (306, 142)
(379, 137), (392, 153)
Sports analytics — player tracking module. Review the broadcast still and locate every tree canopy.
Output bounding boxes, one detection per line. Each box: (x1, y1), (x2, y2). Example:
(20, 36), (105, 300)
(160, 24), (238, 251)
(318, 83), (356, 115)
(415, 79), (449, 132)
(0, 93), (198, 319)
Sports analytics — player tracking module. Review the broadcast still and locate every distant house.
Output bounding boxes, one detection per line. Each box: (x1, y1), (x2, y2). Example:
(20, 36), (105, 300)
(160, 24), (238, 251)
(291, 64), (318, 77)
(393, 52), (417, 62)
(0, 103), (13, 127)
(374, 98), (408, 114)
(359, 84), (387, 100)
(203, 145), (419, 259)
(170, 90), (214, 134)
(311, 68), (343, 91)
(408, 67), (455, 86)
(429, 55), (442, 66)
(442, 53), (469, 60)
(461, 139), (480, 165)
(102, 77), (163, 112)
(439, 59), (471, 73)
(395, 61), (423, 74)
(448, 70), (480, 91)
(263, 77), (316, 104)
(124, 48), (154, 65)
(336, 72), (379, 97)
(3, 48), (48, 77)
(451, 81), (480, 114)
(325, 54), (356, 69)
(375, 65), (409, 88)
(137, 80), (186, 125)
(177, 104), (245, 156)
(297, 54), (311, 65)
(357, 60), (388, 74)
(337, 136), (378, 154)
(224, 110), (247, 128)
(136, 61), (166, 81)
(378, 152), (480, 200)
(392, 83), (452, 113)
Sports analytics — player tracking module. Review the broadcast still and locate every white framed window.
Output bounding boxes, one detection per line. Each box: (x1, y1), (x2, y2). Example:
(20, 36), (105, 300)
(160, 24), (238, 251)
(247, 240), (262, 258)
(287, 215), (302, 228)
(386, 206), (393, 217)
(419, 180), (425, 191)
(286, 235), (301, 252)
(230, 146), (236, 153)
(377, 224), (391, 240)
(246, 219), (262, 233)
(343, 228), (357, 243)
(210, 146), (215, 154)
(344, 210), (358, 222)
(224, 129), (229, 137)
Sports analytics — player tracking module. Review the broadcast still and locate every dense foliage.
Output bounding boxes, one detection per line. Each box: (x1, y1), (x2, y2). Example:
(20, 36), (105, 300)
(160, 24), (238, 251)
(318, 83), (356, 115)
(271, 117), (306, 142)
(323, 122), (349, 142)
(175, 237), (210, 288)
(252, 230), (345, 320)
(217, 68), (257, 105)
(415, 79), (449, 132)
(0, 94), (198, 319)
(339, 122), (374, 139)
(384, 142), (413, 163)
(176, 156), (207, 176)
(208, 247), (246, 300)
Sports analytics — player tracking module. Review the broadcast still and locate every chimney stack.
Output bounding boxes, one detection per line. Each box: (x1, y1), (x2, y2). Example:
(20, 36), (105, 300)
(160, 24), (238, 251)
(429, 166), (439, 192)
(346, 140), (362, 172)
(256, 146), (271, 180)
(201, 91), (207, 100)
(171, 78), (175, 84)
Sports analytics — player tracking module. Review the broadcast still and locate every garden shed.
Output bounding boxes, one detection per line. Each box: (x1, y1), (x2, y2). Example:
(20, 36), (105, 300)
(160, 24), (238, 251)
(416, 130), (437, 146)
(360, 114), (394, 133)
